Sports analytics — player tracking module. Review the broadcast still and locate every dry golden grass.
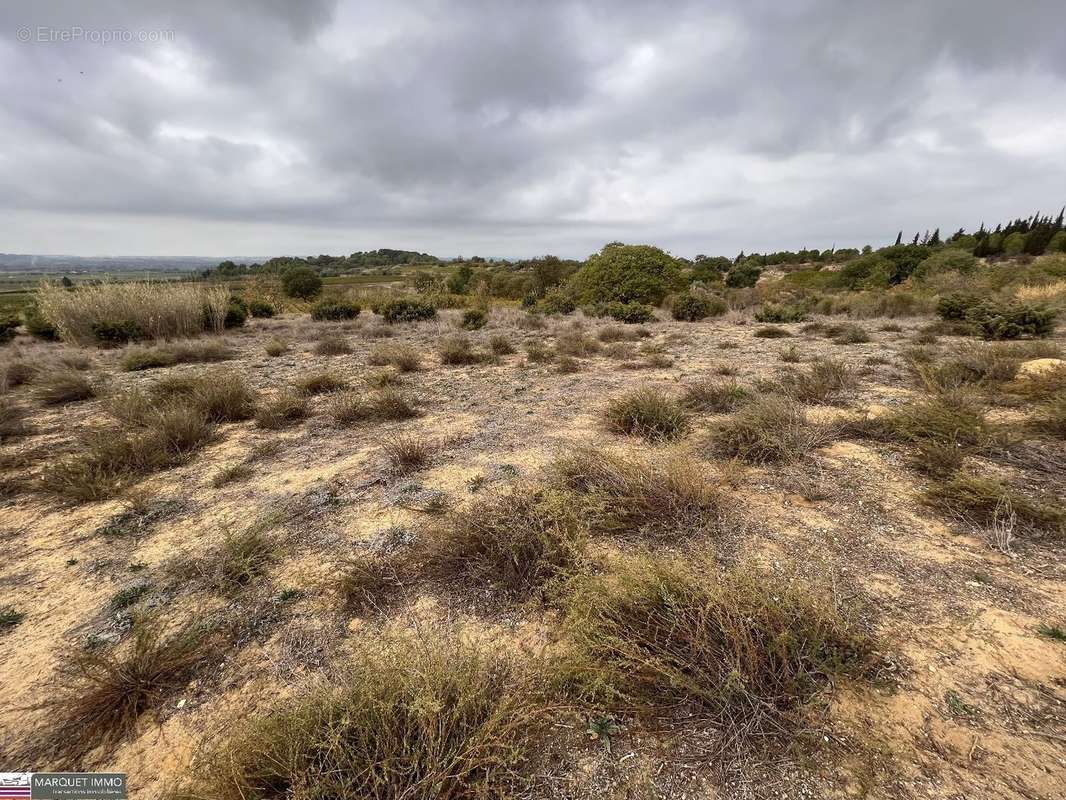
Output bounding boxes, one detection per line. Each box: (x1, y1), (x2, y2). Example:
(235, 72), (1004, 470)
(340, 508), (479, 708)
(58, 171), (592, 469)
(36, 281), (229, 344)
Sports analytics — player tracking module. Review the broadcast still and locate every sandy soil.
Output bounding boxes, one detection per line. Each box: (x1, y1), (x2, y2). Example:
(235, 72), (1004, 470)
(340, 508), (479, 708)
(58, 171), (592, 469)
(1, 309), (1064, 799)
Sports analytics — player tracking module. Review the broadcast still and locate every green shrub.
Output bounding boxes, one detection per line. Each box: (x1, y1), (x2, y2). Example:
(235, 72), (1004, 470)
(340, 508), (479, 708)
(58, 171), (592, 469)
(91, 320), (144, 346)
(310, 299), (361, 321)
(965, 301), (1056, 340)
(223, 298), (247, 329)
(754, 303), (808, 323)
(587, 301), (655, 324)
(247, 299), (276, 318)
(936, 293), (980, 321)
(569, 243), (684, 305)
(536, 287), (577, 315)
(461, 309), (487, 330)
(23, 302), (58, 340)
(0, 317), (19, 344)
(379, 297), (437, 324)
(913, 248), (978, 282)
(671, 292), (725, 321)
(281, 267), (322, 300)
(603, 388), (689, 442)
(725, 262), (761, 288)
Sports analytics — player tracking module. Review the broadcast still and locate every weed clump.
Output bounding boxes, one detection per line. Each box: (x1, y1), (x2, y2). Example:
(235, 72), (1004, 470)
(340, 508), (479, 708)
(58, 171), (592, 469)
(604, 387), (689, 442)
(708, 395), (835, 463)
(559, 555), (874, 737)
(552, 445), (725, 539)
(255, 391), (308, 429)
(33, 370), (95, 405)
(778, 358), (856, 404)
(294, 370), (348, 396)
(439, 335), (488, 365)
(680, 378), (750, 413)
(924, 474), (1064, 536)
(367, 343), (421, 372)
(420, 486), (586, 600)
(175, 632), (543, 800)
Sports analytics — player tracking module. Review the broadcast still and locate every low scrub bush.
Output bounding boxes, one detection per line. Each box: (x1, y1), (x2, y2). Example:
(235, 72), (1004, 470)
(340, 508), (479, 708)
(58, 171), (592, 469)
(0, 399), (31, 441)
(263, 338), (287, 357)
(525, 340), (554, 363)
(489, 334), (515, 355)
(461, 309), (487, 330)
(559, 555), (874, 736)
(281, 267), (322, 300)
(1030, 397), (1066, 438)
(121, 340), (234, 372)
(310, 299), (361, 321)
(247, 299), (276, 318)
(1, 359), (37, 391)
(966, 301), (1056, 340)
(864, 391), (992, 452)
(379, 297), (437, 324)
(175, 632), (544, 800)
(439, 335), (488, 365)
(936, 292), (980, 321)
(554, 330), (601, 357)
(334, 555), (407, 616)
(148, 371), (256, 423)
(596, 324), (647, 342)
(754, 303), (808, 323)
(328, 389), (417, 425)
(831, 323), (870, 345)
(294, 370), (348, 396)
(313, 336), (352, 356)
(753, 325), (791, 338)
(778, 358), (856, 404)
(708, 395), (835, 463)
(671, 292), (726, 321)
(587, 301), (655, 324)
(603, 388), (689, 441)
(36, 281), (230, 344)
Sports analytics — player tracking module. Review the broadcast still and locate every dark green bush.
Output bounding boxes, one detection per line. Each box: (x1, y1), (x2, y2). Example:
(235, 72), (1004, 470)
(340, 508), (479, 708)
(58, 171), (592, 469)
(247, 299), (276, 318)
(536, 288), (576, 315)
(281, 267), (323, 300)
(0, 317), (18, 344)
(965, 301), (1056, 340)
(91, 320), (145, 346)
(23, 302), (58, 340)
(569, 243), (684, 305)
(380, 298), (437, 324)
(461, 309), (487, 330)
(936, 293), (980, 321)
(310, 299), (361, 321)
(588, 301), (655, 324)
(725, 262), (761, 288)
(671, 292), (725, 321)
(754, 303), (808, 323)
(223, 298), (247, 329)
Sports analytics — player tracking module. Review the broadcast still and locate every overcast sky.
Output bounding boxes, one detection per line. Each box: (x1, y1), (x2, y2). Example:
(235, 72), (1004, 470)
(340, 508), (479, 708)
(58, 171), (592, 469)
(1, 1), (1064, 260)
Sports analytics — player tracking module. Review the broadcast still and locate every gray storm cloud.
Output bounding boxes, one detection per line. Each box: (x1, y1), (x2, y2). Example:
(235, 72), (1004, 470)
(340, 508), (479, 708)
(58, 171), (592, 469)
(0, 0), (1064, 257)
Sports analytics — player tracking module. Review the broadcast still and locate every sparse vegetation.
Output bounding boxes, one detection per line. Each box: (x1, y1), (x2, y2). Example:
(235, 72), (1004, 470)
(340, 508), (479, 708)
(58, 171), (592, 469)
(708, 395), (835, 462)
(681, 378), (750, 412)
(33, 370), (95, 405)
(367, 343), (421, 371)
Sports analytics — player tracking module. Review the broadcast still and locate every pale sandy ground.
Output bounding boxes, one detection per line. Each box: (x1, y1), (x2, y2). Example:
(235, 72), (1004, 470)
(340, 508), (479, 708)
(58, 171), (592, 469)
(1, 309), (1064, 799)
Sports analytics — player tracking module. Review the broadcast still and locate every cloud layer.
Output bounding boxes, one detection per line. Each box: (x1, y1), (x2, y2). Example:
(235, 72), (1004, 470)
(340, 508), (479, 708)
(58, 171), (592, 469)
(2, 0), (1064, 257)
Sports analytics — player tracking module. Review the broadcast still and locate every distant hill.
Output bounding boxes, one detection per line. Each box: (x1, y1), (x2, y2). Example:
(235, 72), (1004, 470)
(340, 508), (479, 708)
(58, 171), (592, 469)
(0, 254), (261, 274)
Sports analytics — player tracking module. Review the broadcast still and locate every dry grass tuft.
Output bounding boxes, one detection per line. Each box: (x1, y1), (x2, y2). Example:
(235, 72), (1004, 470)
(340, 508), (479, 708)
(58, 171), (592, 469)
(41, 617), (212, 764)
(174, 631), (544, 800)
(778, 358), (856, 404)
(255, 391), (308, 429)
(552, 445), (726, 539)
(419, 486), (586, 600)
(33, 369), (96, 405)
(604, 387), (689, 442)
(367, 343), (422, 372)
(333, 555), (407, 616)
(121, 340), (234, 372)
(439, 335), (489, 365)
(708, 395), (835, 463)
(313, 336), (352, 356)
(558, 554), (874, 739)
(0, 398), (32, 441)
(681, 378), (750, 413)
(327, 389), (417, 425)
(294, 370), (348, 396)
(380, 435), (432, 475)
(924, 474), (1064, 537)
